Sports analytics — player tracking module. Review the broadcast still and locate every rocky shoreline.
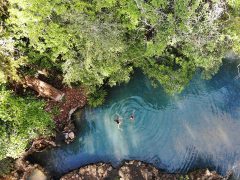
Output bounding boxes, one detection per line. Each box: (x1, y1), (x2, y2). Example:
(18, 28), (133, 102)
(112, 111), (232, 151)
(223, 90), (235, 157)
(60, 160), (232, 180)
(2, 160), (233, 180)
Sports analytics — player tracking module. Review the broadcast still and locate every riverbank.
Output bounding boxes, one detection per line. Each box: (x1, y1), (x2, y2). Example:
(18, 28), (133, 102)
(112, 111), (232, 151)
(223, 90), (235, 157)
(60, 160), (232, 180)
(0, 78), (87, 179)
(45, 86), (87, 129)
(2, 160), (231, 180)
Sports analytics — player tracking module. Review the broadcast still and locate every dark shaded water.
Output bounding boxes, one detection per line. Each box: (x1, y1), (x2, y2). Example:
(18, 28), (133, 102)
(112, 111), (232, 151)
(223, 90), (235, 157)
(30, 61), (240, 179)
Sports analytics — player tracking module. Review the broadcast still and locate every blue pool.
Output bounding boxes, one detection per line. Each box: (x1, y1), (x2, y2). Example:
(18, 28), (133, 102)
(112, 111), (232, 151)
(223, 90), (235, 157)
(31, 60), (240, 179)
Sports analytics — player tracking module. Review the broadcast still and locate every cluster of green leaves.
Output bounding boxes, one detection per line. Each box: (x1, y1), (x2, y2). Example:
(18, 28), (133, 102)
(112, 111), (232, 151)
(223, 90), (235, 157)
(225, 0), (240, 54)
(88, 88), (107, 107)
(0, 88), (54, 160)
(3, 0), (240, 96)
(0, 0), (8, 19)
(0, 41), (26, 84)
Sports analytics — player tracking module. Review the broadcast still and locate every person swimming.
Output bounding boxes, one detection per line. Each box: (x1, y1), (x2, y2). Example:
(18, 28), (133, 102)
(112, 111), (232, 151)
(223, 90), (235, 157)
(129, 110), (135, 121)
(130, 114), (134, 121)
(114, 118), (121, 124)
(114, 115), (122, 130)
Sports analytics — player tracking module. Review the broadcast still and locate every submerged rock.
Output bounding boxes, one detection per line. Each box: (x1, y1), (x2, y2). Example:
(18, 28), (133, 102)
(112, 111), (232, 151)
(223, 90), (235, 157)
(60, 160), (230, 180)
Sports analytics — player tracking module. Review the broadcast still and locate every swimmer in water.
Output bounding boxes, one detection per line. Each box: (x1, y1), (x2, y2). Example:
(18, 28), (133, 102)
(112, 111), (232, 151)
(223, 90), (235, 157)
(130, 114), (134, 121)
(114, 115), (122, 130)
(129, 110), (135, 121)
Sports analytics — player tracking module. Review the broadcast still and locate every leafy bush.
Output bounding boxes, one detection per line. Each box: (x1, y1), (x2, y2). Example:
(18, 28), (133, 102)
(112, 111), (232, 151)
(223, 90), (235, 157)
(88, 89), (107, 108)
(0, 88), (54, 160)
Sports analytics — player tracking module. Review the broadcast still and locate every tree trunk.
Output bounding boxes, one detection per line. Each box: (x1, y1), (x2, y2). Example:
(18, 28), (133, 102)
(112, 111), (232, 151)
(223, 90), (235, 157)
(25, 76), (64, 101)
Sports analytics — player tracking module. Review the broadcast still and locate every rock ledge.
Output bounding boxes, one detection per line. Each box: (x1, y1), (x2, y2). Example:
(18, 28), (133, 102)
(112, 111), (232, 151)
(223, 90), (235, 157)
(60, 160), (231, 180)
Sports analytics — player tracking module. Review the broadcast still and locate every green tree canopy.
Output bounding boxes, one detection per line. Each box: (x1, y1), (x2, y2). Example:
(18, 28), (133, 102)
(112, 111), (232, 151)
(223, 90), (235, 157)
(0, 89), (53, 160)
(3, 0), (240, 94)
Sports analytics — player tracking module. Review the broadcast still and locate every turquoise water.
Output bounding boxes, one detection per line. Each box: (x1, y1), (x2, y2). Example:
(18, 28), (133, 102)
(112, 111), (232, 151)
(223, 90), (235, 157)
(31, 61), (240, 179)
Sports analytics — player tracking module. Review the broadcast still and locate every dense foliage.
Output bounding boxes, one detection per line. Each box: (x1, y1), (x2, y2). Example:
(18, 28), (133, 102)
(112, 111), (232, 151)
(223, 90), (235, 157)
(0, 88), (54, 160)
(2, 0), (239, 94)
(225, 0), (240, 54)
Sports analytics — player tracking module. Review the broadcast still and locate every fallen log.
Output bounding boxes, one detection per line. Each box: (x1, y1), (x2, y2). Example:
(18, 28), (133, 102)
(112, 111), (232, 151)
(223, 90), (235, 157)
(25, 76), (64, 102)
